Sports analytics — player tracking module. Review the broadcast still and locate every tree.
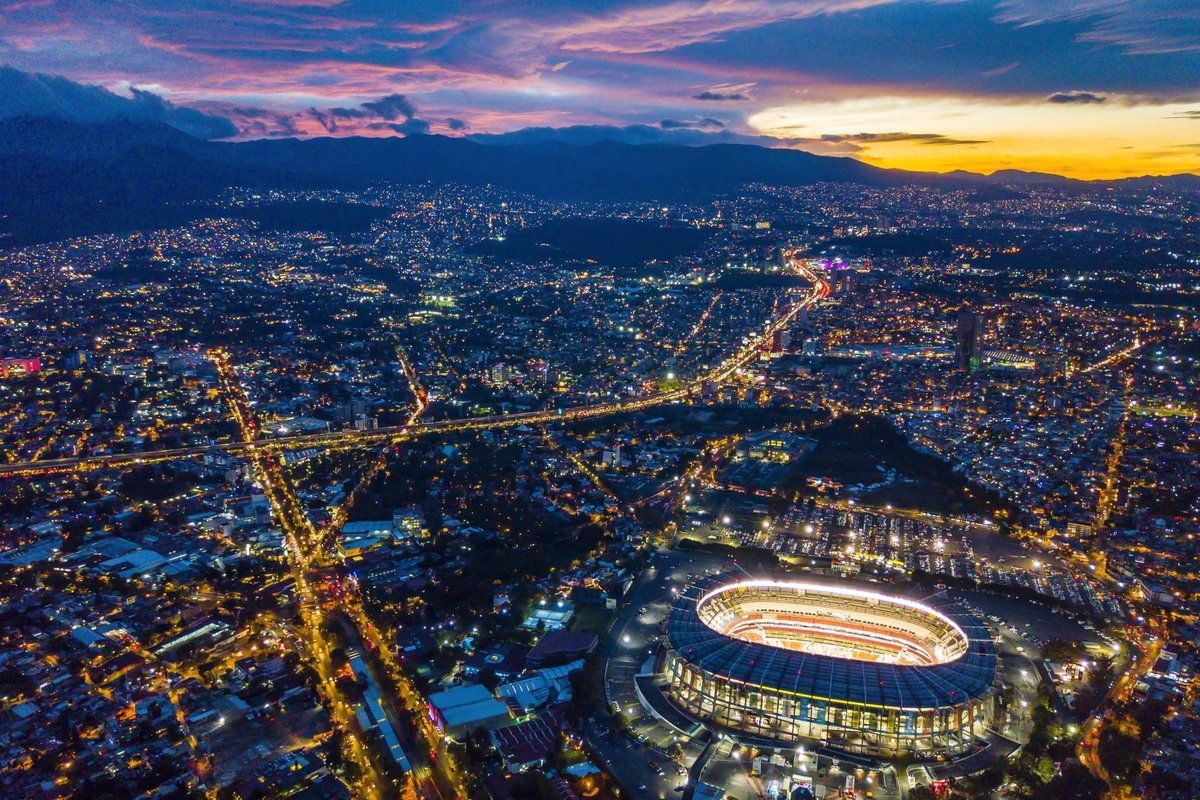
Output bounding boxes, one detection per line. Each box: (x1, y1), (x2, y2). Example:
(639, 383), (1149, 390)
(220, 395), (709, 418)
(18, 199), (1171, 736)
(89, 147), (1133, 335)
(1098, 727), (1143, 783)
(1043, 762), (1107, 800)
(567, 660), (599, 722)
(507, 771), (557, 800)
(1041, 639), (1087, 662)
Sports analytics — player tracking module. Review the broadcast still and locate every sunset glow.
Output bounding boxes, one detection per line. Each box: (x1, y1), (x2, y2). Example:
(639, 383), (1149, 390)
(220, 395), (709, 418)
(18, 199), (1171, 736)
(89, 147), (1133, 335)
(0, 0), (1196, 177)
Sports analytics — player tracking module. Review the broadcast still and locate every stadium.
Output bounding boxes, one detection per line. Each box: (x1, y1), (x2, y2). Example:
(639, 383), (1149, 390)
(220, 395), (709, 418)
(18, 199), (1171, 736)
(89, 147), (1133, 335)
(661, 576), (998, 759)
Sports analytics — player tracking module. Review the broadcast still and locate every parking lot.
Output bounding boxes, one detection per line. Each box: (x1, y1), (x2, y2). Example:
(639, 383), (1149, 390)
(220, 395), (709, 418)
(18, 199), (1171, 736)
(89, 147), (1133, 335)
(590, 541), (1117, 799)
(591, 547), (730, 799)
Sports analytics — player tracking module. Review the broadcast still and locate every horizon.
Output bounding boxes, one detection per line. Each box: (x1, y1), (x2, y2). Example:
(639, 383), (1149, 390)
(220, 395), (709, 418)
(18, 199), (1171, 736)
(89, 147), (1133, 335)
(1, 1), (1198, 179)
(5, 97), (1200, 184)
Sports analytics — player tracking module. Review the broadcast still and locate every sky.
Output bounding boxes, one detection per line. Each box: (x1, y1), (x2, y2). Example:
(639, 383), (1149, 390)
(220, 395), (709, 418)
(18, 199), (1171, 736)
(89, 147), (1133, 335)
(1, 0), (1199, 178)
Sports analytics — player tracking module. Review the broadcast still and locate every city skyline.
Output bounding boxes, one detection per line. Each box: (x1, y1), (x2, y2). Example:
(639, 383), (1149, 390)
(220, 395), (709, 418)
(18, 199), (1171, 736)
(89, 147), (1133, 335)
(1, 0), (1199, 177)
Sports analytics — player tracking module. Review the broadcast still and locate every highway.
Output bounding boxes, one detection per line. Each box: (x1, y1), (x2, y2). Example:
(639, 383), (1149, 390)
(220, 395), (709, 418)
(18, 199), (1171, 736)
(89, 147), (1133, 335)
(315, 340), (431, 550)
(214, 352), (404, 800)
(0, 255), (828, 795)
(1082, 337), (1145, 374)
(0, 257), (828, 478)
(218, 347), (459, 799)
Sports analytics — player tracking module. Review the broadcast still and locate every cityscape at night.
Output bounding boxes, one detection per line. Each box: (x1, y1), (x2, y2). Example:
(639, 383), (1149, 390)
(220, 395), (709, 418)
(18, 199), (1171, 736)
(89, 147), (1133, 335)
(0, 3), (1198, 800)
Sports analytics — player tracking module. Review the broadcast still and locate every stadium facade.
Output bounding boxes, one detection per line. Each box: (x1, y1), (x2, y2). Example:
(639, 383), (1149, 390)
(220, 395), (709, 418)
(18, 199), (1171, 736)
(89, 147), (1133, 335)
(661, 576), (998, 759)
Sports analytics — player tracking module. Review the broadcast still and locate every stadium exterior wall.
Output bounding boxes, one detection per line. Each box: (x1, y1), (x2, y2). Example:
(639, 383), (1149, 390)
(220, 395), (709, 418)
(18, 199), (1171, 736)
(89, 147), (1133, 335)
(661, 577), (998, 759)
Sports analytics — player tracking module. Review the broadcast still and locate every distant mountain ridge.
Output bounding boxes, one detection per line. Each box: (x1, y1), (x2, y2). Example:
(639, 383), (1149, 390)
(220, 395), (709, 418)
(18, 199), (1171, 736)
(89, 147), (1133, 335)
(0, 116), (1196, 248)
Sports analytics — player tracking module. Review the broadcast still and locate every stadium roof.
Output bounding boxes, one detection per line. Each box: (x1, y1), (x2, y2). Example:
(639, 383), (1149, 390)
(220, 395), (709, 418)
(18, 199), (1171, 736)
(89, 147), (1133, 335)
(665, 575), (997, 710)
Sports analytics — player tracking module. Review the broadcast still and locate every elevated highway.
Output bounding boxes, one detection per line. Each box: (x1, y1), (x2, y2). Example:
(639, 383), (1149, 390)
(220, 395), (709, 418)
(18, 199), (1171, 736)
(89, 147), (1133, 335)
(0, 258), (827, 478)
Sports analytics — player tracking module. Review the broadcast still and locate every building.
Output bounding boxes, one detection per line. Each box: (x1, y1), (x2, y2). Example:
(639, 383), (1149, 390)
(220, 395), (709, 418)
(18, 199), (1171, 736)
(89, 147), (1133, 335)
(489, 710), (565, 772)
(392, 508), (428, 541)
(526, 630), (598, 669)
(265, 416), (330, 436)
(523, 598), (574, 631)
(338, 522), (390, 558)
(488, 363), (512, 387)
(0, 357), (41, 377)
(955, 310), (991, 372)
(661, 575), (997, 759)
(735, 430), (815, 463)
(426, 683), (512, 738)
(601, 445), (623, 468)
(496, 660), (584, 713)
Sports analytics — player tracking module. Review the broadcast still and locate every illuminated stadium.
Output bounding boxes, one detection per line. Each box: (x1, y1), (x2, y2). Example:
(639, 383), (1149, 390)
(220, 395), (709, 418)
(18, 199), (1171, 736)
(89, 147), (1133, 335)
(661, 576), (998, 759)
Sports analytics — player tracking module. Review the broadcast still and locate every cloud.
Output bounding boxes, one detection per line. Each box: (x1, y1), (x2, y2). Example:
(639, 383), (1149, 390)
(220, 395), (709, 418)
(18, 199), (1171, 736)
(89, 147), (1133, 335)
(541, 1), (902, 56)
(693, 83), (755, 101)
(225, 105), (300, 137)
(994, 0), (1200, 55)
(920, 136), (991, 146)
(0, 65), (237, 138)
(660, 116), (724, 129)
(982, 61), (1021, 77)
(466, 123), (790, 148)
(307, 106), (335, 132)
(367, 118), (430, 135)
(297, 91), (428, 135)
(1047, 90), (1107, 104)
(1168, 109), (1200, 119)
(818, 131), (989, 146)
(360, 93), (417, 120)
(1, 0), (1198, 177)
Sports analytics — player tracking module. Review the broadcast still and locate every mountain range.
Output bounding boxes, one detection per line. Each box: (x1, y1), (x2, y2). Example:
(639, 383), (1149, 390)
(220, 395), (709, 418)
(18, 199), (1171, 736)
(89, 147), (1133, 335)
(1, 116), (1197, 249)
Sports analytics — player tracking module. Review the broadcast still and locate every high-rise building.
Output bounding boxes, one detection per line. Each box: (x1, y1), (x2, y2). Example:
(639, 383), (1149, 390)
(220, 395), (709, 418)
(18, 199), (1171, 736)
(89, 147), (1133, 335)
(956, 311), (988, 371)
(601, 445), (622, 468)
(488, 363), (511, 387)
